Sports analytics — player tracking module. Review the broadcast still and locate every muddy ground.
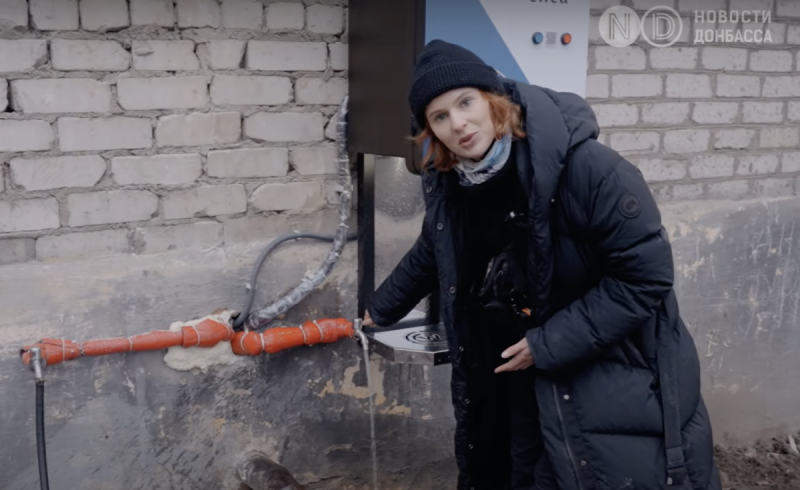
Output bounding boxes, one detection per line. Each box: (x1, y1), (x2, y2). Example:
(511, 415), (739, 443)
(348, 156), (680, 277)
(716, 431), (800, 490)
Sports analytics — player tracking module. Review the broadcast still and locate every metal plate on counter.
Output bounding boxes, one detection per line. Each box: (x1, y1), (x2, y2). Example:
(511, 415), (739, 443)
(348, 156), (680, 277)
(367, 322), (450, 366)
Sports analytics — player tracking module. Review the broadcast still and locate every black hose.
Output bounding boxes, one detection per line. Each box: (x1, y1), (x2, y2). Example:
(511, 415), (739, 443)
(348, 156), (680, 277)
(232, 232), (358, 330)
(36, 380), (50, 490)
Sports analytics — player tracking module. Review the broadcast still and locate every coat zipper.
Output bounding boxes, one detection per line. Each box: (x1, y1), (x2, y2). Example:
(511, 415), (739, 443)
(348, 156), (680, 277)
(553, 383), (584, 490)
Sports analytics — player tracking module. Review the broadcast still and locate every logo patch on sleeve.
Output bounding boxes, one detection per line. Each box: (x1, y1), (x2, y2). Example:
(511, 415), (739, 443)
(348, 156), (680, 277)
(618, 193), (641, 218)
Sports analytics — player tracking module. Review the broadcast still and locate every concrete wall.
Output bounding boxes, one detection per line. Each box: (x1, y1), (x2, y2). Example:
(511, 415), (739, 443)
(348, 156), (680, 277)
(0, 0), (799, 488)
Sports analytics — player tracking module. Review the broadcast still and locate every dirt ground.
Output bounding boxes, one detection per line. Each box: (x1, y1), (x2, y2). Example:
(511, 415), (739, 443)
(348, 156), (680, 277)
(716, 431), (800, 490)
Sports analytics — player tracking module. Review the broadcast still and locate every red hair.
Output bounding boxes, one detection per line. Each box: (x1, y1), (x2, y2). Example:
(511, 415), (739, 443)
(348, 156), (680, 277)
(412, 90), (526, 172)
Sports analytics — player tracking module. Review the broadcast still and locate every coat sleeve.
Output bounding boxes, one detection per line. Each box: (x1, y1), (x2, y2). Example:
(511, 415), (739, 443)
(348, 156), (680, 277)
(526, 158), (674, 372)
(366, 213), (438, 326)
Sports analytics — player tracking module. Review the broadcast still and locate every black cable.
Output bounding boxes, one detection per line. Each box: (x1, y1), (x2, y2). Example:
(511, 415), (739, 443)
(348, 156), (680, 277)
(232, 232), (358, 330)
(36, 380), (50, 490)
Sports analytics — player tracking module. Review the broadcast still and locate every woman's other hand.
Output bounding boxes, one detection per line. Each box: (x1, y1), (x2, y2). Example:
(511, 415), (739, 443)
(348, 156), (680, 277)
(494, 338), (534, 373)
(362, 311), (375, 327)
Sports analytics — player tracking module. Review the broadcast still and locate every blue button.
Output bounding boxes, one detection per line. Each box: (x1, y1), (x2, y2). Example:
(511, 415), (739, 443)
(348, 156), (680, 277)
(532, 32), (543, 44)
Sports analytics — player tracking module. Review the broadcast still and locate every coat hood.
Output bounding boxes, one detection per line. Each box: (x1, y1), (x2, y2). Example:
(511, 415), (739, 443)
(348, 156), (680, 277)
(503, 78), (599, 204)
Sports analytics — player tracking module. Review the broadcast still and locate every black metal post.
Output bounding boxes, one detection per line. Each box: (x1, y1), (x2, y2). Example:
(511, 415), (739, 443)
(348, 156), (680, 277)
(357, 153), (375, 317)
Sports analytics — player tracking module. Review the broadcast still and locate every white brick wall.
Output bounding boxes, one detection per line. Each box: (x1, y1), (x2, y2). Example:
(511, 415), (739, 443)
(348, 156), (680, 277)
(1, 0), (797, 265)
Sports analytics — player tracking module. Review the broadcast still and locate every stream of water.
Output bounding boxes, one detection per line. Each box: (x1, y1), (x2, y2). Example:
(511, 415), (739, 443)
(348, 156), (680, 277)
(362, 349), (379, 490)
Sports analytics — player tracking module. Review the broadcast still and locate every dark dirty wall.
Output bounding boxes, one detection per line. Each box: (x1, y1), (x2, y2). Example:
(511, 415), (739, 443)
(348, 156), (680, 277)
(1, 196), (800, 489)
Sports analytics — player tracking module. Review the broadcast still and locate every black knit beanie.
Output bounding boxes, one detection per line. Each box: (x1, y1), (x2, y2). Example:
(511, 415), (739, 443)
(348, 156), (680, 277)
(408, 39), (505, 130)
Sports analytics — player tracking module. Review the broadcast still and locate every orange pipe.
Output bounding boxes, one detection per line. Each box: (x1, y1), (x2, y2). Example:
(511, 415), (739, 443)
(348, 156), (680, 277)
(20, 317), (355, 369)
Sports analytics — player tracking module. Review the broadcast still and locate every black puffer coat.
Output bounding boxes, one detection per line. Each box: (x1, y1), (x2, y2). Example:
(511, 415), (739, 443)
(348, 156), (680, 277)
(367, 79), (721, 490)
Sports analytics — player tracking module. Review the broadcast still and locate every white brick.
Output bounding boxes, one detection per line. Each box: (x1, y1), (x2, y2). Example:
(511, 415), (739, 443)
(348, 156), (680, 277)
(729, 0), (773, 13)
(742, 102), (784, 123)
(266, 3), (304, 30)
(252, 182), (324, 212)
(132, 41), (200, 71)
(307, 4), (343, 34)
(156, 112), (241, 147)
(591, 0), (620, 8)
(641, 103), (689, 125)
(671, 184), (703, 201)
(611, 74), (662, 98)
(221, 0), (263, 29)
(692, 102), (739, 124)
(11, 79), (112, 114)
(210, 75), (291, 106)
(30, 0), (79, 30)
(608, 132), (660, 153)
(0, 239), (35, 265)
(750, 50), (793, 72)
(0, 120), (54, 151)
(632, 0), (674, 9)
(707, 181), (749, 200)
(580, 75), (605, 100)
(760, 23), (787, 44)
(666, 74), (712, 98)
(245, 112), (324, 142)
(777, 0), (800, 16)
(11, 156), (106, 191)
(51, 40), (130, 71)
(664, 130), (709, 153)
(207, 148), (289, 178)
(296, 78), (347, 105)
(678, 0), (723, 13)
(162, 185), (247, 219)
(753, 178), (794, 198)
(138, 222), (222, 254)
(689, 155), (735, 179)
(717, 75), (761, 98)
(177, 0), (220, 27)
(595, 46), (646, 70)
(782, 152), (800, 173)
(649, 47), (697, 69)
(0, 40), (48, 73)
(0, 198), (60, 233)
(760, 127), (800, 148)
(636, 159), (686, 182)
(788, 25), (800, 44)
(118, 77), (209, 110)
(130, 0), (174, 27)
(789, 101), (800, 121)
(290, 147), (337, 175)
(763, 76), (800, 97)
(79, 0), (129, 31)
(0, 78), (5, 112)
(329, 43), (347, 71)
(715, 129), (755, 149)
(67, 190), (158, 226)
(37, 230), (129, 260)
(737, 154), (780, 176)
(58, 117), (152, 152)
(247, 41), (327, 71)
(111, 154), (202, 185)
(0, 0), (28, 27)
(591, 104), (638, 127)
(202, 40), (246, 70)
(701, 47), (747, 71)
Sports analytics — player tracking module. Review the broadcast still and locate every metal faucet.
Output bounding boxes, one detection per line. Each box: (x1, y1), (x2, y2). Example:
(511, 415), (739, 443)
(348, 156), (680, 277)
(354, 318), (369, 352)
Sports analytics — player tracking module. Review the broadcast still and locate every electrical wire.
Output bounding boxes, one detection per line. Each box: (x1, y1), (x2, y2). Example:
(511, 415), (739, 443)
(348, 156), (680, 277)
(36, 380), (50, 490)
(232, 232), (358, 330)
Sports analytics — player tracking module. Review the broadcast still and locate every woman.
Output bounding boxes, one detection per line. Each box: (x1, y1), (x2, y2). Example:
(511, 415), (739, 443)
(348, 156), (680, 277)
(363, 40), (721, 490)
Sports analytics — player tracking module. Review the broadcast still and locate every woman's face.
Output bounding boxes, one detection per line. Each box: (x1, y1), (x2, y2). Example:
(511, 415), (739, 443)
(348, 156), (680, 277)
(425, 87), (496, 161)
